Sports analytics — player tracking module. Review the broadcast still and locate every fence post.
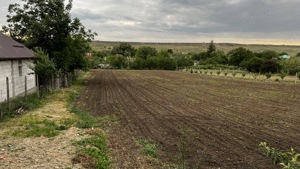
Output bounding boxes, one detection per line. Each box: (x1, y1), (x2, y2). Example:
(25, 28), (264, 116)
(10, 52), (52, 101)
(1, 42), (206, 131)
(36, 75), (40, 97)
(6, 77), (10, 111)
(25, 76), (28, 101)
(0, 90), (2, 118)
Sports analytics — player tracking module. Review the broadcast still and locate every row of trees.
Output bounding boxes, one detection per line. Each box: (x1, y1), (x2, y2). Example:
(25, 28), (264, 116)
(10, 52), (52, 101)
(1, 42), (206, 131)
(191, 41), (300, 75)
(107, 44), (194, 70)
(105, 41), (300, 76)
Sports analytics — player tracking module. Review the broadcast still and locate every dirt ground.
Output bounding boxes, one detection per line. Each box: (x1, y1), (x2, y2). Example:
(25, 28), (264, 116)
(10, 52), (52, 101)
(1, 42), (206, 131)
(76, 69), (300, 169)
(0, 91), (86, 169)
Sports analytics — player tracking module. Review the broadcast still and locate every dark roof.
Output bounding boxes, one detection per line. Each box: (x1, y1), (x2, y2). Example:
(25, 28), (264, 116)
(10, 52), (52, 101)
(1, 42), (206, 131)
(0, 32), (34, 60)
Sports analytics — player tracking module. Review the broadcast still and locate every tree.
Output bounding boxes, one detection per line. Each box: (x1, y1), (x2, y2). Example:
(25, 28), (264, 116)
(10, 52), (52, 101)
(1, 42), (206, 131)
(279, 57), (300, 75)
(111, 43), (136, 57)
(135, 46), (157, 60)
(243, 57), (264, 73)
(256, 50), (278, 60)
(260, 59), (280, 73)
(30, 47), (56, 85)
(207, 40), (216, 56)
(227, 47), (254, 66)
(205, 50), (227, 65)
(2, 0), (96, 85)
(107, 55), (127, 69)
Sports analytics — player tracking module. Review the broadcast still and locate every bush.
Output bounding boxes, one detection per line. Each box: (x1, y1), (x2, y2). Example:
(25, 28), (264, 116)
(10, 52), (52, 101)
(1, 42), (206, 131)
(107, 55), (127, 69)
(227, 47), (254, 66)
(265, 73), (272, 79)
(260, 59), (280, 73)
(243, 57), (264, 73)
(242, 72), (246, 78)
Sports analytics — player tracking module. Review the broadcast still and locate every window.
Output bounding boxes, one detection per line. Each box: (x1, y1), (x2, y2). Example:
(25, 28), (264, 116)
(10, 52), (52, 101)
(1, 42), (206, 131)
(18, 60), (22, 76)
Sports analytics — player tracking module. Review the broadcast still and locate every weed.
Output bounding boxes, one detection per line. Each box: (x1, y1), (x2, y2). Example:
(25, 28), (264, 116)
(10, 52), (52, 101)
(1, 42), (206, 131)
(280, 72), (287, 80)
(74, 131), (110, 169)
(242, 72), (246, 78)
(137, 138), (158, 158)
(178, 127), (193, 169)
(232, 72), (236, 77)
(260, 142), (300, 169)
(265, 73), (272, 80)
(11, 118), (60, 137)
(0, 93), (45, 121)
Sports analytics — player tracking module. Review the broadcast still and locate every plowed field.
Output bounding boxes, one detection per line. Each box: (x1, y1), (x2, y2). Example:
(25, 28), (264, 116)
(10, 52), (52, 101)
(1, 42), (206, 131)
(76, 70), (300, 169)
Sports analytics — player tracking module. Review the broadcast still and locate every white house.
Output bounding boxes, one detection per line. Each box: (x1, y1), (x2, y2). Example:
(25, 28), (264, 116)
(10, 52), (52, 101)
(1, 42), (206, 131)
(0, 33), (36, 102)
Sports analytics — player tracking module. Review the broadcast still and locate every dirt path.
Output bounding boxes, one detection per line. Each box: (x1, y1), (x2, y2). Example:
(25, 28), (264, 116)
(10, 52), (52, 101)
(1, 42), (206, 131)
(76, 70), (300, 169)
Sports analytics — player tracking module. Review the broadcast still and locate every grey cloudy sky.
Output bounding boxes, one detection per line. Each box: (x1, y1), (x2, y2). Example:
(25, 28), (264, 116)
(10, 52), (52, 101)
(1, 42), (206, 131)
(1, 0), (300, 45)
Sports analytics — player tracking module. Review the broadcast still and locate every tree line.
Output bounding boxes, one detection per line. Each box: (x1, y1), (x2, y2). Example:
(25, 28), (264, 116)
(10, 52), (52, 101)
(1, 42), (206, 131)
(99, 41), (300, 75)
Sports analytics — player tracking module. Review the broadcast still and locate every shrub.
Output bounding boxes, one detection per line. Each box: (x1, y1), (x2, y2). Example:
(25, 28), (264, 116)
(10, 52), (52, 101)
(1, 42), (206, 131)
(265, 73), (272, 79)
(224, 72), (228, 76)
(280, 72), (287, 80)
(232, 72), (236, 77)
(210, 71), (213, 75)
(217, 71), (221, 76)
(242, 72), (246, 78)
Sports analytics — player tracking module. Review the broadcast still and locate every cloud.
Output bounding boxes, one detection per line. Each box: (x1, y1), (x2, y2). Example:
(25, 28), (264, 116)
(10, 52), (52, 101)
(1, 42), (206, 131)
(1, 0), (300, 44)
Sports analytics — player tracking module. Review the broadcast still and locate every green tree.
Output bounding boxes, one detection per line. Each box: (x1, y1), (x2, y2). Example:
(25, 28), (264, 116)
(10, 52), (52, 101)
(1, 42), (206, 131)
(111, 43), (136, 57)
(243, 57), (264, 73)
(107, 55), (127, 69)
(260, 59), (280, 73)
(279, 57), (300, 75)
(175, 55), (194, 69)
(207, 40), (216, 56)
(256, 50), (278, 60)
(30, 47), (56, 85)
(135, 46), (157, 60)
(227, 47), (254, 66)
(2, 0), (96, 73)
(205, 50), (227, 65)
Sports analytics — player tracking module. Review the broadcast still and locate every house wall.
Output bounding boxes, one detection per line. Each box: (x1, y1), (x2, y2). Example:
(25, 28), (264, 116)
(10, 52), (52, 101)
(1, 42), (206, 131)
(0, 59), (36, 103)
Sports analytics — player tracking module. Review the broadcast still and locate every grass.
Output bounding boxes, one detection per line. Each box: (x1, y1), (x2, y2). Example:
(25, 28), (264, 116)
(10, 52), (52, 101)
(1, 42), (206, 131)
(73, 131), (110, 169)
(0, 93), (45, 121)
(137, 138), (158, 158)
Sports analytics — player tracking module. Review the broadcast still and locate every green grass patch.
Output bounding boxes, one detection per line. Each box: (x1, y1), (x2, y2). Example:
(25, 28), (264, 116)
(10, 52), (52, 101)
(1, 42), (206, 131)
(137, 138), (158, 158)
(74, 131), (110, 169)
(0, 93), (45, 122)
(10, 115), (76, 137)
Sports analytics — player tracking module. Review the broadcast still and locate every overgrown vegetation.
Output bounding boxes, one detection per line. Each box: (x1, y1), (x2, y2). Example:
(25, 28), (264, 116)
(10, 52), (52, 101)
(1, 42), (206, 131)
(137, 138), (158, 158)
(0, 92), (45, 122)
(73, 131), (110, 169)
(260, 142), (300, 169)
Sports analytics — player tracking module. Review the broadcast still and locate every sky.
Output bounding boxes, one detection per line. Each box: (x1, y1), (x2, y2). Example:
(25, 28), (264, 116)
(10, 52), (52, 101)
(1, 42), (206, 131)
(1, 0), (300, 45)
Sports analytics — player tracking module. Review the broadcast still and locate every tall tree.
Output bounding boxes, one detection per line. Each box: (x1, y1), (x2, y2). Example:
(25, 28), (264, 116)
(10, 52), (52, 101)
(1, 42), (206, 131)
(207, 40), (216, 56)
(2, 0), (97, 75)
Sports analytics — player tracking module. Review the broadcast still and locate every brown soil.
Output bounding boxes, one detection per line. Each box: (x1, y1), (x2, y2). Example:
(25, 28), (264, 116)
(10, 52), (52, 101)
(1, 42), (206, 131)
(76, 70), (300, 169)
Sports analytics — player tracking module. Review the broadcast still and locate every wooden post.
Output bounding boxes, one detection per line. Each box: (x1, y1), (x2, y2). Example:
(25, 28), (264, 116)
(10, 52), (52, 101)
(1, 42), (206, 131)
(25, 76), (28, 101)
(6, 77), (10, 111)
(36, 75), (40, 97)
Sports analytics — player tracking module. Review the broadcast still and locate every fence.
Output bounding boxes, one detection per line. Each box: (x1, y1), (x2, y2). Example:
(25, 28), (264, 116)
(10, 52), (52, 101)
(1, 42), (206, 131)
(0, 70), (84, 119)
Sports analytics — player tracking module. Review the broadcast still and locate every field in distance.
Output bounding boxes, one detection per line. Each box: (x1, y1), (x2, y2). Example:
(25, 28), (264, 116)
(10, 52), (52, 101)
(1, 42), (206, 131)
(91, 41), (300, 56)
